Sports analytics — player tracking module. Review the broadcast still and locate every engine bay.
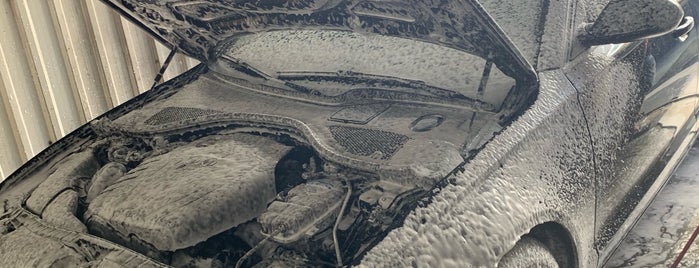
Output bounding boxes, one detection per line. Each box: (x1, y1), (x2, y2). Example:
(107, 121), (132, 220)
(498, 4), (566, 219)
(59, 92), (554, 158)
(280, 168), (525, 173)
(1, 127), (433, 267)
(0, 65), (512, 267)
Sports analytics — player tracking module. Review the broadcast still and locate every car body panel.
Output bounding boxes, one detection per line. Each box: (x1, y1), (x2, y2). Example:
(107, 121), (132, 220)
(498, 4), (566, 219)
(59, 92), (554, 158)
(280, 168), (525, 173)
(101, 0), (536, 82)
(362, 69), (597, 267)
(564, 0), (699, 263)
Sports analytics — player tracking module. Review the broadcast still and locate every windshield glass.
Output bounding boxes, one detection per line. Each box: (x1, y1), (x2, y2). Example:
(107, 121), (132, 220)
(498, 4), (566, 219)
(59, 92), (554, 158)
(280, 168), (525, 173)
(225, 30), (516, 110)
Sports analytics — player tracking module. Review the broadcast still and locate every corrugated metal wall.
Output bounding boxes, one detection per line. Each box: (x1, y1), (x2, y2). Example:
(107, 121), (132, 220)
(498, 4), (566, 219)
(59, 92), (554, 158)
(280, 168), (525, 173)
(0, 0), (199, 180)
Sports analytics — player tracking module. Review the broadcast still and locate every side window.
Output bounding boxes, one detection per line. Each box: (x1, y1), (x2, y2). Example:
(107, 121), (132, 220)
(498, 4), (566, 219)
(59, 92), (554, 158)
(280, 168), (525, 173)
(480, 0), (546, 67)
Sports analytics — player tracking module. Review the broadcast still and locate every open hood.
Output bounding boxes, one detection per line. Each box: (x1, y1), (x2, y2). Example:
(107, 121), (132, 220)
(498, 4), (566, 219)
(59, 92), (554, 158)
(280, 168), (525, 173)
(102, 0), (537, 83)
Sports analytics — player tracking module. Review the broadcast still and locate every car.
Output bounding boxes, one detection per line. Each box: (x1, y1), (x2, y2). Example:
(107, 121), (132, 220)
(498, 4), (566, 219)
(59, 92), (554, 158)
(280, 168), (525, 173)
(0, 0), (697, 267)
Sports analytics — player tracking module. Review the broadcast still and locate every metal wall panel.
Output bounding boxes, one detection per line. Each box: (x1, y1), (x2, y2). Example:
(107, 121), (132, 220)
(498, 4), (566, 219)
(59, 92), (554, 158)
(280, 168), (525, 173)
(0, 0), (199, 180)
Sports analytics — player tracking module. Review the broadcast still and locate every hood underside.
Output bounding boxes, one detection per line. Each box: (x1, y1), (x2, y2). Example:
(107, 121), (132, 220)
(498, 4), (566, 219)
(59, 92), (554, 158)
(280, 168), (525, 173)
(102, 0), (536, 82)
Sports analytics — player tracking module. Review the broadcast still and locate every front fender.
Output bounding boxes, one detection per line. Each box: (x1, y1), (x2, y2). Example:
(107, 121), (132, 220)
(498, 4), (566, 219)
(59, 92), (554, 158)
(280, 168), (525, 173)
(361, 70), (597, 267)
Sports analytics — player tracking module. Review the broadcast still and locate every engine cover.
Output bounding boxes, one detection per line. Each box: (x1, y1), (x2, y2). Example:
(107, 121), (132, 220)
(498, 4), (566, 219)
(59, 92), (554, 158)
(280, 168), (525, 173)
(85, 133), (291, 251)
(258, 179), (345, 243)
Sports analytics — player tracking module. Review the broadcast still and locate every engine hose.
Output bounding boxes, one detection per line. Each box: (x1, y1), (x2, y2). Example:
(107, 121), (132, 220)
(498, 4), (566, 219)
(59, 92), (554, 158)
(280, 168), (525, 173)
(235, 229), (282, 268)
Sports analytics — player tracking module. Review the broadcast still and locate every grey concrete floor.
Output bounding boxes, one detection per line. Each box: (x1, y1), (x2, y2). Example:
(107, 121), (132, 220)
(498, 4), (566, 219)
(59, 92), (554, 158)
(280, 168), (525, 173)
(605, 143), (699, 267)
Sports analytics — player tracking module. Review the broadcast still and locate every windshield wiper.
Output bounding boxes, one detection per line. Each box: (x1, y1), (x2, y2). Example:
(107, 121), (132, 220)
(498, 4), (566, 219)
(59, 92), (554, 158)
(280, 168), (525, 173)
(276, 71), (495, 111)
(220, 55), (273, 80)
(216, 58), (495, 111)
(277, 70), (471, 100)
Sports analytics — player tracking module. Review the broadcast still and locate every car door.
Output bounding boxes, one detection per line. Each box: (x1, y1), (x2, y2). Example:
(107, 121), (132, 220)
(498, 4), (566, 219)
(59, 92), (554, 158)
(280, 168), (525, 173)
(564, 0), (699, 263)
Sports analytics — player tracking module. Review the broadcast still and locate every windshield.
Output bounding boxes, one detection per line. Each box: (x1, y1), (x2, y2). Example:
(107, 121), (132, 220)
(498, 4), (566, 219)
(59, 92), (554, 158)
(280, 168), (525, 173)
(224, 30), (516, 110)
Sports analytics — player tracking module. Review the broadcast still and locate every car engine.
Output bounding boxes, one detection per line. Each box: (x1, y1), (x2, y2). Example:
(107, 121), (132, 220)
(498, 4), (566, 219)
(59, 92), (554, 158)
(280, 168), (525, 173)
(1, 122), (427, 267)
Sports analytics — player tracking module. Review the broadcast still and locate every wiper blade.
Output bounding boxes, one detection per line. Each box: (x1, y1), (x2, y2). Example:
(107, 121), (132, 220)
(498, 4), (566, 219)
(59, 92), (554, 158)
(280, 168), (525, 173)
(220, 55), (272, 80)
(277, 71), (495, 111)
(277, 70), (471, 100)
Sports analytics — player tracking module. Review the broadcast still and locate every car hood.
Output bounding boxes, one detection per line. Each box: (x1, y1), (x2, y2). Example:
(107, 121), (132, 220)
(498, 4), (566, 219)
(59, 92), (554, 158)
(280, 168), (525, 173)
(102, 0), (537, 83)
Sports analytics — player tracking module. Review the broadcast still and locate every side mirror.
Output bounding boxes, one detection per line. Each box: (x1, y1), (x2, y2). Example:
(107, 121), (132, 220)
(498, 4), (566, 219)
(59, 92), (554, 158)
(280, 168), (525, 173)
(579, 0), (685, 46)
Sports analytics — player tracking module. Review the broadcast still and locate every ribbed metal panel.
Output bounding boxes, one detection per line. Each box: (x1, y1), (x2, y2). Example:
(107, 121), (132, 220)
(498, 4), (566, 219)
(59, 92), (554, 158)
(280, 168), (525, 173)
(0, 1), (199, 180)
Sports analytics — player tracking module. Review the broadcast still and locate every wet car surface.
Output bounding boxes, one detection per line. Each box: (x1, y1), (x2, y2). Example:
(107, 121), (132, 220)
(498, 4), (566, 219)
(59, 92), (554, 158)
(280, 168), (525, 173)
(606, 143), (699, 267)
(0, 0), (697, 267)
